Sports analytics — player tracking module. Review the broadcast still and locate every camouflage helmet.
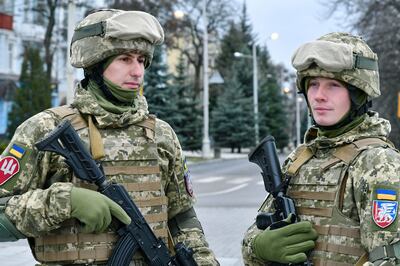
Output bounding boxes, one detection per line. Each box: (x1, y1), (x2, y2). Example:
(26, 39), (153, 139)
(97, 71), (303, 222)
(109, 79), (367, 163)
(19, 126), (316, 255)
(291, 32), (380, 99)
(70, 9), (164, 69)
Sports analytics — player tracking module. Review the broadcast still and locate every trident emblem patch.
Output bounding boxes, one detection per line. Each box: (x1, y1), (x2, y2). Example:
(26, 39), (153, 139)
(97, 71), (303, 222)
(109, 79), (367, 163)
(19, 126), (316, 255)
(0, 156), (20, 186)
(373, 200), (398, 228)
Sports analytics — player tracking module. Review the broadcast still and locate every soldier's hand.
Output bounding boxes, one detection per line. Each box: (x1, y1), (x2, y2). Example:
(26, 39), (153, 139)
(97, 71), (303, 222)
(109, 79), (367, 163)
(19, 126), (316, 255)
(70, 187), (131, 233)
(252, 215), (317, 264)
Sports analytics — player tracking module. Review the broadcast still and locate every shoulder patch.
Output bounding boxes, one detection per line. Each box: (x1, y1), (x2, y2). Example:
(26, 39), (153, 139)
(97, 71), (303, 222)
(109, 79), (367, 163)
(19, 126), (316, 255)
(373, 200), (397, 228)
(372, 187), (398, 229)
(183, 158), (194, 197)
(376, 189), (397, 200)
(0, 156), (20, 186)
(9, 143), (26, 159)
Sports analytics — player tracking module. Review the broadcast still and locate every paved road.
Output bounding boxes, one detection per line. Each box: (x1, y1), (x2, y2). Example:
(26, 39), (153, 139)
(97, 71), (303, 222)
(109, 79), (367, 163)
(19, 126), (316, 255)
(190, 157), (266, 266)
(0, 155), (278, 266)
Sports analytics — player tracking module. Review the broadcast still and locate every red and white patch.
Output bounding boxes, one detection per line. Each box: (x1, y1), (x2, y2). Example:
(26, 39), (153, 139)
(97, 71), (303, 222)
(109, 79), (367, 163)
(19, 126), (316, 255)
(373, 200), (398, 228)
(0, 156), (20, 186)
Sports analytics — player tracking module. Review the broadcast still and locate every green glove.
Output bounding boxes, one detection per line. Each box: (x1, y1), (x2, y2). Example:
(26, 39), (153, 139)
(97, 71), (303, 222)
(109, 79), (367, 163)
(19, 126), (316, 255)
(252, 217), (318, 264)
(70, 187), (131, 233)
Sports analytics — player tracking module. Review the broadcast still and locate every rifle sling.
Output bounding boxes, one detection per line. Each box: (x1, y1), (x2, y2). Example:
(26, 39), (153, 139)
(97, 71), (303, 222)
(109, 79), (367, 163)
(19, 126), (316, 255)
(287, 146), (313, 175)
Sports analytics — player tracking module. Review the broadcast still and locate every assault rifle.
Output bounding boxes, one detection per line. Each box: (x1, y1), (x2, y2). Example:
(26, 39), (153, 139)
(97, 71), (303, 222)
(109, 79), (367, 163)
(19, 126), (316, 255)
(248, 135), (312, 266)
(35, 120), (197, 266)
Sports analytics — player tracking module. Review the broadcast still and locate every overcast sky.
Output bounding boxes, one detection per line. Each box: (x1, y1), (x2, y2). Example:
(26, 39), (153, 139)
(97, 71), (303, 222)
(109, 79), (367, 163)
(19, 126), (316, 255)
(243, 0), (348, 71)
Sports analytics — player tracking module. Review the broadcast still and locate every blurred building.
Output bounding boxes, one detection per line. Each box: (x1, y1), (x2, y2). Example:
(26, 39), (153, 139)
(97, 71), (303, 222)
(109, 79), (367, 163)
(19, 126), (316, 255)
(0, 0), (94, 137)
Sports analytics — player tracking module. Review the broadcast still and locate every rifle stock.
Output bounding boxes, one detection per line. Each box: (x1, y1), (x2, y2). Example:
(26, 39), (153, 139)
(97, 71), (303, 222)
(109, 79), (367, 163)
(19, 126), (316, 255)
(35, 120), (197, 266)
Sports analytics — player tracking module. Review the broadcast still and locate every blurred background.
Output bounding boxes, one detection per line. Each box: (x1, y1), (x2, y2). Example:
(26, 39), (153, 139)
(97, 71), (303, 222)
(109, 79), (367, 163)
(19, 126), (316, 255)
(0, 0), (399, 155)
(1, 1), (400, 265)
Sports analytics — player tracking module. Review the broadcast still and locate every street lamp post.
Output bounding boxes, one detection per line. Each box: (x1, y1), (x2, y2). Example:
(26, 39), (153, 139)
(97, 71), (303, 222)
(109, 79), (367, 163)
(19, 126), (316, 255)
(202, 0), (211, 158)
(233, 48), (259, 144)
(252, 43), (259, 144)
(234, 34), (278, 145)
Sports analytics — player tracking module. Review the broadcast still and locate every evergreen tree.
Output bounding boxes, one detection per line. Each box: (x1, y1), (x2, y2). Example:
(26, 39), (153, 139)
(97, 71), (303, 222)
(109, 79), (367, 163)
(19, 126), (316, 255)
(216, 1), (254, 87)
(257, 46), (290, 149)
(171, 54), (202, 150)
(212, 3), (257, 150)
(258, 83), (289, 149)
(144, 46), (177, 122)
(7, 47), (50, 138)
(211, 69), (253, 152)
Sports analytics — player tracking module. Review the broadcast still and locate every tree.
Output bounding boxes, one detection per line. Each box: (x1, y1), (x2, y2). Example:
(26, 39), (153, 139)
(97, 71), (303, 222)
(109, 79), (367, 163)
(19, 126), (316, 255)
(27, 1), (94, 102)
(258, 82), (289, 149)
(144, 47), (175, 120)
(325, 0), (400, 147)
(214, 2), (288, 149)
(211, 69), (254, 152)
(170, 54), (202, 150)
(170, 0), (237, 98)
(27, 0), (59, 84)
(257, 46), (290, 149)
(216, 2), (254, 98)
(7, 47), (51, 138)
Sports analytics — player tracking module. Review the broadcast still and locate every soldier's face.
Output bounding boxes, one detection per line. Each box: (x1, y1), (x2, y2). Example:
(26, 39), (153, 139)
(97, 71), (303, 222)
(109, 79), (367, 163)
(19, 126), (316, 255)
(103, 52), (145, 90)
(307, 77), (351, 126)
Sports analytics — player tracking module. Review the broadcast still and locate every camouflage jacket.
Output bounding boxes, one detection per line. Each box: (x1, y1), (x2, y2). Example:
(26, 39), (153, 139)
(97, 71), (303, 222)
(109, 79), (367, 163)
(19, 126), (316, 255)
(242, 112), (400, 265)
(0, 85), (217, 265)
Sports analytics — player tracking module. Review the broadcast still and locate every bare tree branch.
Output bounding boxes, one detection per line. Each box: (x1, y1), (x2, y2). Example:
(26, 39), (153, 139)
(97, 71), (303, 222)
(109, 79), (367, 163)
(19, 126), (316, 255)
(325, 0), (400, 147)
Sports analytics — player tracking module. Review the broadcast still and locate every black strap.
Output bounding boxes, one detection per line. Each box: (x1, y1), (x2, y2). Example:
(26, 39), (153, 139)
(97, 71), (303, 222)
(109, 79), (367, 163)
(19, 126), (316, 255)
(369, 242), (400, 262)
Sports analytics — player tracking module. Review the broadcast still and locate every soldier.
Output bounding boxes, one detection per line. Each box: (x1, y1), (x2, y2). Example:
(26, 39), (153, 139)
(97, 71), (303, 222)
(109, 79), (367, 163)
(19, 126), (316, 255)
(242, 32), (400, 265)
(0, 9), (218, 265)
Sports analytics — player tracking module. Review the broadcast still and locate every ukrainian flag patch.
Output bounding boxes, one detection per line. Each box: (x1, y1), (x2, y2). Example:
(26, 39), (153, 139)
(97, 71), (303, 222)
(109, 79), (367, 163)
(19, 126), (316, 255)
(9, 144), (26, 159)
(376, 189), (397, 201)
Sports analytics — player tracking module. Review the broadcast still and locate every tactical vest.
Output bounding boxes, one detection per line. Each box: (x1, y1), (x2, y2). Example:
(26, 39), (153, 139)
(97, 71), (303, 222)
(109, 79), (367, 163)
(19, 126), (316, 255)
(286, 137), (393, 266)
(32, 106), (169, 265)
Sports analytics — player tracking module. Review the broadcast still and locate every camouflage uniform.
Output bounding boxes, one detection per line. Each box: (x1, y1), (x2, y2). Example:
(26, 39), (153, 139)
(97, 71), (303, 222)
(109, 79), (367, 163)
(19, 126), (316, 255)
(242, 112), (400, 265)
(0, 9), (218, 266)
(242, 32), (400, 265)
(0, 84), (217, 265)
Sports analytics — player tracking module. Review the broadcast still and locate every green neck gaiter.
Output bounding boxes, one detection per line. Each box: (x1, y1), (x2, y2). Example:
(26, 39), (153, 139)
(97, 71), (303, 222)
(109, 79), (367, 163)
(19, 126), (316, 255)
(87, 79), (138, 114)
(318, 114), (366, 138)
